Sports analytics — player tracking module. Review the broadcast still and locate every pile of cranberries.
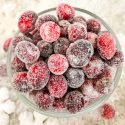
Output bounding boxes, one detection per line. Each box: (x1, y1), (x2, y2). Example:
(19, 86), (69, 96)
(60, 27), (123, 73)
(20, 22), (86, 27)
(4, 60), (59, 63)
(4, 3), (124, 114)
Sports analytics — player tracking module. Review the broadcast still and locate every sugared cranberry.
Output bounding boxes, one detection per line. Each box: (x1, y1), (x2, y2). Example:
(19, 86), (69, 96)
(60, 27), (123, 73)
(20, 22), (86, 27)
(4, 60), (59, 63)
(48, 54), (69, 75)
(36, 14), (57, 30)
(0, 64), (7, 77)
(100, 104), (115, 119)
(107, 50), (124, 66)
(83, 56), (104, 78)
(53, 98), (65, 110)
(72, 16), (86, 26)
(87, 32), (98, 48)
(66, 68), (84, 88)
(27, 61), (50, 90)
(15, 41), (40, 63)
(3, 38), (12, 52)
(12, 72), (31, 92)
(58, 20), (70, 37)
(40, 21), (60, 43)
(35, 90), (54, 110)
(57, 3), (75, 21)
(53, 37), (70, 55)
(37, 40), (53, 58)
(12, 55), (25, 72)
(18, 11), (38, 33)
(64, 91), (84, 113)
(87, 19), (101, 33)
(68, 22), (87, 42)
(48, 75), (68, 98)
(97, 32), (116, 60)
(66, 39), (94, 68)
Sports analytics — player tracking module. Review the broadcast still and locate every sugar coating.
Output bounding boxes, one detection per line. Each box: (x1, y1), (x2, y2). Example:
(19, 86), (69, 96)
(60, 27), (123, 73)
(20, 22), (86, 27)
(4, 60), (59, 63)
(66, 68), (85, 88)
(18, 11), (38, 33)
(36, 14), (57, 30)
(72, 16), (87, 26)
(107, 50), (124, 66)
(68, 22), (87, 42)
(58, 20), (70, 37)
(27, 61), (50, 90)
(83, 55), (104, 78)
(3, 38), (12, 52)
(87, 19), (101, 33)
(0, 64), (7, 77)
(37, 40), (53, 58)
(53, 37), (70, 55)
(12, 72), (31, 93)
(35, 90), (54, 110)
(97, 32), (116, 60)
(12, 55), (25, 72)
(40, 21), (60, 43)
(87, 32), (98, 48)
(48, 54), (69, 75)
(57, 3), (75, 21)
(15, 41), (40, 64)
(48, 75), (68, 98)
(66, 39), (94, 68)
(53, 98), (65, 110)
(80, 78), (100, 99)
(64, 91), (84, 113)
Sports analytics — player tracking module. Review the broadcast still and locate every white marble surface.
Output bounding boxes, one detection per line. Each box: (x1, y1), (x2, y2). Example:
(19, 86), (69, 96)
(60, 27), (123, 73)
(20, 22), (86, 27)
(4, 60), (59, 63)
(0, 0), (125, 125)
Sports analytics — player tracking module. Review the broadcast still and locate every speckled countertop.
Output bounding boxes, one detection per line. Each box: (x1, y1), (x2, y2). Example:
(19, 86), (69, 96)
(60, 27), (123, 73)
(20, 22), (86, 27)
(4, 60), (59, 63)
(0, 0), (125, 125)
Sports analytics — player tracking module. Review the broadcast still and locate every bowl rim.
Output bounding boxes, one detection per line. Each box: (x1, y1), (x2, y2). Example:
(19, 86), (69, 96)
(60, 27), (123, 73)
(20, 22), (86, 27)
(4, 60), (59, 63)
(7, 7), (122, 117)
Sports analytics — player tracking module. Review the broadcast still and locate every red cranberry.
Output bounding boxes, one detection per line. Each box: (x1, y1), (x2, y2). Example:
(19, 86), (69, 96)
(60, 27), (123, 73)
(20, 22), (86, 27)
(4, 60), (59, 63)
(64, 91), (84, 113)
(97, 32), (116, 60)
(3, 38), (12, 52)
(18, 11), (38, 33)
(27, 61), (50, 90)
(68, 22), (87, 42)
(57, 3), (75, 21)
(12, 72), (31, 92)
(48, 75), (68, 98)
(48, 54), (69, 75)
(66, 39), (94, 68)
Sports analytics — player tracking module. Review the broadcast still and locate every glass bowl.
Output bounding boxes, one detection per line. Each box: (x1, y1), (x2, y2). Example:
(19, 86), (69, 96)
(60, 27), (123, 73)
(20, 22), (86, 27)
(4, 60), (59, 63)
(7, 7), (122, 117)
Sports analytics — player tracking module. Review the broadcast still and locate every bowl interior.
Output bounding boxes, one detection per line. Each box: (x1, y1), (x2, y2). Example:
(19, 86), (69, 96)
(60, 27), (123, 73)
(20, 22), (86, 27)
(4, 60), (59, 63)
(7, 7), (122, 117)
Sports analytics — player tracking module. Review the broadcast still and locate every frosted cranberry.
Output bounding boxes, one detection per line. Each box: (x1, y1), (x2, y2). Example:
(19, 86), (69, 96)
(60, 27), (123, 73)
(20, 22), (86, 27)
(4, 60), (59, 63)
(27, 61), (50, 90)
(64, 91), (84, 113)
(87, 19), (101, 33)
(53, 37), (70, 55)
(100, 104), (115, 119)
(57, 3), (75, 21)
(93, 65), (112, 94)
(72, 16), (87, 26)
(37, 40), (53, 58)
(83, 56), (104, 78)
(12, 55), (25, 72)
(87, 32), (98, 48)
(0, 64), (7, 77)
(68, 22), (87, 42)
(40, 21), (60, 43)
(80, 79), (100, 99)
(66, 39), (94, 68)
(53, 98), (65, 110)
(58, 20), (70, 37)
(15, 41), (40, 63)
(48, 75), (68, 98)
(12, 72), (31, 92)
(48, 54), (69, 75)
(107, 50), (124, 66)
(3, 38), (12, 52)
(35, 90), (54, 110)
(97, 32), (116, 60)
(36, 14), (57, 30)
(66, 68), (84, 88)
(18, 11), (38, 33)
